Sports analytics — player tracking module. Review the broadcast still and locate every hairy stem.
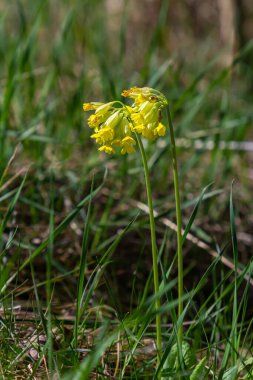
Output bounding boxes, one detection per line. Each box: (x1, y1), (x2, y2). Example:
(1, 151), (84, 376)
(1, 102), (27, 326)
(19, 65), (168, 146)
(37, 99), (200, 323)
(167, 107), (183, 348)
(135, 133), (162, 376)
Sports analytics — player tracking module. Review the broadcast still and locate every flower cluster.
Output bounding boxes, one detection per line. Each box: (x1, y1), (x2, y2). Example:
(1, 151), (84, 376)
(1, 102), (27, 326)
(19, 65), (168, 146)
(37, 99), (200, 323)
(83, 87), (168, 154)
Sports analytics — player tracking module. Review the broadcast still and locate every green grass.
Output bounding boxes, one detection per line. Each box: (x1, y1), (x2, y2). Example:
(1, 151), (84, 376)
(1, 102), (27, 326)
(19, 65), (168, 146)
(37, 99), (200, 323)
(0, 0), (253, 378)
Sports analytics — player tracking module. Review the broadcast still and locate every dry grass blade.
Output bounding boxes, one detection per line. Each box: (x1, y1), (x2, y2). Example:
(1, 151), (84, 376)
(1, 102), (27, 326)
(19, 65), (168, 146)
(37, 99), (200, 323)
(0, 144), (22, 191)
(0, 167), (29, 194)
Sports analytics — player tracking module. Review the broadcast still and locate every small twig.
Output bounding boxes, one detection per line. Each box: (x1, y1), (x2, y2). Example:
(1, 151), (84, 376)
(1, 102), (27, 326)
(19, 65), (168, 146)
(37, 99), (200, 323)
(43, 354), (50, 380)
(0, 144), (21, 189)
(0, 167), (28, 194)
(176, 138), (253, 152)
(113, 333), (121, 378)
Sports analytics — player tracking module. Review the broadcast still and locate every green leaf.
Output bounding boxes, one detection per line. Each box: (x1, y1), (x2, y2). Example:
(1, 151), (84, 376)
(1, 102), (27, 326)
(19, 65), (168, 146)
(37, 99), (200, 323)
(190, 356), (207, 380)
(222, 366), (238, 380)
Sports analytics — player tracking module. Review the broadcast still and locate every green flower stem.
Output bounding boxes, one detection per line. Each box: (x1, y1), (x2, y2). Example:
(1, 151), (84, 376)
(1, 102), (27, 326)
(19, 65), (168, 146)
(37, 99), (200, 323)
(135, 133), (162, 373)
(167, 106), (183, 347)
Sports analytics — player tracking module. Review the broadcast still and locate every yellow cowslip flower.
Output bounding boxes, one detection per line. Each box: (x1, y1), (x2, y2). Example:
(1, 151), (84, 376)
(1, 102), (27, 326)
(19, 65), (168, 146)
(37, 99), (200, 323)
(83, 100), (136, 155)
(121, 87), (140, 97)
(86, 102), (116, 130)
(121, 136), (136, 154)
(83, 87), (168, 154)
(154, 122), (166, 136)
(83, 102), (103, 111)
(122, 87), (167, 106)
(90, 126), (115, 144)
(130, 111), (145, 126)
(87, 114), (101, 128)
(122, 87), (168, 140)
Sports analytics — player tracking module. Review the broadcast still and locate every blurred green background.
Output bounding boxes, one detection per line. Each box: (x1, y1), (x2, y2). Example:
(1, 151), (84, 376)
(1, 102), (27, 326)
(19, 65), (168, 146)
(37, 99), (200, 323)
(0, 0), (253, 376)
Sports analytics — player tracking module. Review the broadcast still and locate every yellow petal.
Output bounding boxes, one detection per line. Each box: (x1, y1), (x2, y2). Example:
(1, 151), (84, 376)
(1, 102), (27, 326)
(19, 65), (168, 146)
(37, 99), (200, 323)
(122, 136), (136, 145)
(98, 145), (114, 154)
(121, 145), (135, 154)
(154, 123), (166, 136)
(88, 114), (100, 127)
(83, 103), (94, 111)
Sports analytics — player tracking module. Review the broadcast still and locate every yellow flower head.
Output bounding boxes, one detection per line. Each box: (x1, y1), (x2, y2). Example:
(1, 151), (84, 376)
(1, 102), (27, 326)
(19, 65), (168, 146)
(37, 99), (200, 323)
(122, 87), (168, 140)
(122, 87), (167, 107)
(83, 87), (168, 154)
(83, 100), (136, 155)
